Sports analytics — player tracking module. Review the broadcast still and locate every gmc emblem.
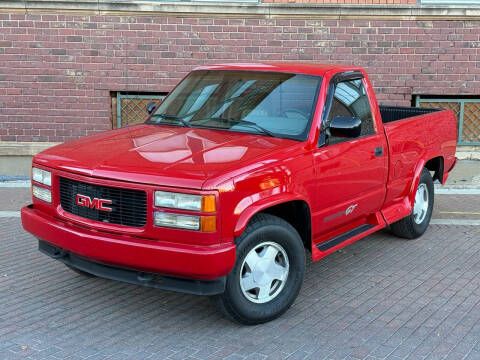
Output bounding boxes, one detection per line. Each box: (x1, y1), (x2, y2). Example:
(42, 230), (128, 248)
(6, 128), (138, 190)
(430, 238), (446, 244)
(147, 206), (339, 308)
(75, 194), (112, 212)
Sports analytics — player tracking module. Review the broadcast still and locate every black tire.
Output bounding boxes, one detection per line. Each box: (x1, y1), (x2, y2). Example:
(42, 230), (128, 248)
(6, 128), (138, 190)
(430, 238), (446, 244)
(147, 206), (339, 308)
(212, 213), (306, 325)
(65, 264), (96, 277)
(390, 168), (434, 239)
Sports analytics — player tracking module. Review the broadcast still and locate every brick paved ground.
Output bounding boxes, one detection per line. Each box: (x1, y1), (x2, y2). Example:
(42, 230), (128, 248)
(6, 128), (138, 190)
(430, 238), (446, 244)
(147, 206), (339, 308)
(1, 214), (480, 359)
(433, 195), (480, 220)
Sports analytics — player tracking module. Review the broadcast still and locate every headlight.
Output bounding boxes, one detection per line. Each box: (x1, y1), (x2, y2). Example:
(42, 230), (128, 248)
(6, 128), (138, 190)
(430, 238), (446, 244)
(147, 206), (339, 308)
(154, 191), (215, 212)
(32, 167), (51, 186)
(32, 185), (52, 203)
(154, 212), (200, 230)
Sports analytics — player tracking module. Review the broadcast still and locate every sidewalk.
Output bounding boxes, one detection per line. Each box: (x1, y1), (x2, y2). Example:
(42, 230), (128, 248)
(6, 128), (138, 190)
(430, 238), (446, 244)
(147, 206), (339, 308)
(439, 160), (480, 189)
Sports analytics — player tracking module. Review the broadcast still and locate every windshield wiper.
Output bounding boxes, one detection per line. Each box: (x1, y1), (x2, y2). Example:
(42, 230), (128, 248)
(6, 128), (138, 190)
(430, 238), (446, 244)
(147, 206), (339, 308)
(150, 113), (192, 128)
(191, 117), (275, 137)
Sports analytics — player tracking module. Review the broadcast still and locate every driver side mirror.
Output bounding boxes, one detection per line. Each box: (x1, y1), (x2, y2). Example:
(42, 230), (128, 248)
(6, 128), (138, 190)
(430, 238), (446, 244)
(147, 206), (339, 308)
(328, 116), (362, 138)
(146, 101), (157, 114)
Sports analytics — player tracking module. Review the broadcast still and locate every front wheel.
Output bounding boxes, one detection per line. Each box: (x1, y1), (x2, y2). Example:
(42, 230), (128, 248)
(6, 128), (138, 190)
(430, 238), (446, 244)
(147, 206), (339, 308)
(212, 213), (305, 325)
(390, 168), (434, 239)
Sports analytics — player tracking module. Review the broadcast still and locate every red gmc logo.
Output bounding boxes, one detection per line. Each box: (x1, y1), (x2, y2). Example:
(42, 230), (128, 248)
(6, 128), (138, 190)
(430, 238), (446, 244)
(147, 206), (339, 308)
(75, 194), (113, 212)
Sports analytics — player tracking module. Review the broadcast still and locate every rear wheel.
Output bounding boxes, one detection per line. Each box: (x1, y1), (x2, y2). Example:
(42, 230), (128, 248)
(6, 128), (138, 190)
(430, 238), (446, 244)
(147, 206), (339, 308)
(212, 213), (305, 325)
(390, 168), (434, 239)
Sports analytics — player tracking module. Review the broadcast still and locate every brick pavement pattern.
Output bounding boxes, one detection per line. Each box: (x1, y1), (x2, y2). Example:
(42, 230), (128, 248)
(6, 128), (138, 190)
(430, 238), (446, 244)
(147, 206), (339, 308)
(1, 218), (480, 359)
(432, 195), (480, 220)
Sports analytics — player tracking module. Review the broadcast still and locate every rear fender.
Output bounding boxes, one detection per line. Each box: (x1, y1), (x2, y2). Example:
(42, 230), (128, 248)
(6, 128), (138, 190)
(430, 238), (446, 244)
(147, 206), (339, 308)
(382, 157), (437, 225)
(233, 193), (308, 238)
(443, 157), (457, 183)
(408, 159), (426, 209)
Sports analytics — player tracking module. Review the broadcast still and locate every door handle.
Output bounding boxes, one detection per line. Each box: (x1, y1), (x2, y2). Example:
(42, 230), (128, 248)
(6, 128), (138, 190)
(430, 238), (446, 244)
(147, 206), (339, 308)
(374, 146), (383, 157)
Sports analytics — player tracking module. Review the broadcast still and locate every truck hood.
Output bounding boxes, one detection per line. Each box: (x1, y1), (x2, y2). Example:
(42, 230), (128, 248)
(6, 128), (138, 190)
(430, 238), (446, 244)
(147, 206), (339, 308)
(34, 125), (298, 189)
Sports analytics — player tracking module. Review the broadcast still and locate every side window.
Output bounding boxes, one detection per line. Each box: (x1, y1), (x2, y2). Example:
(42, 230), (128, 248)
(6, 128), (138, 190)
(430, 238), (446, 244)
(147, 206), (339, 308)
(327, 79), (375, 144)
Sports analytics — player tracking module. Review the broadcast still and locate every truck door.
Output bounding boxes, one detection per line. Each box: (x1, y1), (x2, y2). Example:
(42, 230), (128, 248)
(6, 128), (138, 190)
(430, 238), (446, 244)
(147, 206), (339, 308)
(312, 72), (388, 239)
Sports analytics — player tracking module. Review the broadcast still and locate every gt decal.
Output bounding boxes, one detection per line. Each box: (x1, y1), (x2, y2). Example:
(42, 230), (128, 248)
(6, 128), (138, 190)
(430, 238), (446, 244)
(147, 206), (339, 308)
(324, 203), (359, 223)
(345, 204), (358, 216)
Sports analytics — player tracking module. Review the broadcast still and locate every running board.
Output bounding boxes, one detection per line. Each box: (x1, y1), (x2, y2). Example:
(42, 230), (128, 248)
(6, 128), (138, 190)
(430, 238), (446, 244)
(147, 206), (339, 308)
(316, 224), (375, 252)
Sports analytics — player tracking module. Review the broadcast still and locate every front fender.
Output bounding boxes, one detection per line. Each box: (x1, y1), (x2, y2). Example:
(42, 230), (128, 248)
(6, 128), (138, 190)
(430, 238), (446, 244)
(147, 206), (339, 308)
(233, 192), (308, 237)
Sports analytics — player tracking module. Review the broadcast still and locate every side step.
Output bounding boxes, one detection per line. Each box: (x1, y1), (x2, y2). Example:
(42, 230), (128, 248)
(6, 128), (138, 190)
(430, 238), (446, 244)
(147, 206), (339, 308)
(316, 224), (375, 252)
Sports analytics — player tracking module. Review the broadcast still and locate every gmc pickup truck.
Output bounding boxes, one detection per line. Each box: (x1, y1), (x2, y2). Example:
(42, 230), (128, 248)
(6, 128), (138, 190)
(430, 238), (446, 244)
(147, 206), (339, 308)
(22, 63), (457, 325)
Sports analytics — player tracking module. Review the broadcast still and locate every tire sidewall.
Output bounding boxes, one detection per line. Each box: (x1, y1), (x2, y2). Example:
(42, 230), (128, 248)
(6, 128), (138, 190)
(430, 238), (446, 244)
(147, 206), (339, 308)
(225, 221), (305, 323)
(411, 169), (434, 234)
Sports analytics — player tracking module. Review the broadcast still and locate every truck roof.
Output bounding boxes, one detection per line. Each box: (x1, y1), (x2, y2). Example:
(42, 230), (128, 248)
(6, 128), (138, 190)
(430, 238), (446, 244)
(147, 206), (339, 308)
(193, 62), (361, 77)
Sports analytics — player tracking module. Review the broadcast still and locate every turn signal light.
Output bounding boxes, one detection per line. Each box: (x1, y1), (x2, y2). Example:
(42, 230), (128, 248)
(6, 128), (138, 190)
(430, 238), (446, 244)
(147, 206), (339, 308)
(201, 216), (216, 232)
(201, 195), (216, 213)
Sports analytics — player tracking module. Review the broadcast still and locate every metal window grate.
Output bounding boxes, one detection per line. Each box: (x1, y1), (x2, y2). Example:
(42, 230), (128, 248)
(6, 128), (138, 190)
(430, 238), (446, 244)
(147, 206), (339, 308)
(415, 97), (480, 146)
(116, 92), (166, 128)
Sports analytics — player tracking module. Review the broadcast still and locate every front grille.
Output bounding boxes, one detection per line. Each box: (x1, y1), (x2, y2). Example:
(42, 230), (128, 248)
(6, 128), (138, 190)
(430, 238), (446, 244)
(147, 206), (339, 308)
(59, 177), (147, 227)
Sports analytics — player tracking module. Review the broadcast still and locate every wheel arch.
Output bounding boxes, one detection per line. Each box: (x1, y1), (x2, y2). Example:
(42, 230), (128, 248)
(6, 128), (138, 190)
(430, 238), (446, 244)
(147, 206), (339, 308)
(233, 196), (312, 252)
(424, 156), (444, 184)
(408, 155), (441, 207)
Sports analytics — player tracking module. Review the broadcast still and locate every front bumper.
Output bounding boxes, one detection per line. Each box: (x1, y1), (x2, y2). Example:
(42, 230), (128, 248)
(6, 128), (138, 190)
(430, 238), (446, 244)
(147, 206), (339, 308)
(21, 205), (236, 284)
(39, 240), (226, 295)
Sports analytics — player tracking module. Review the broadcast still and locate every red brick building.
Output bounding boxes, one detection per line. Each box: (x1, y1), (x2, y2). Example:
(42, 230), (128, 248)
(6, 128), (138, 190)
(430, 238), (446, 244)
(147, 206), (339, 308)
(0, 0), (479, 174)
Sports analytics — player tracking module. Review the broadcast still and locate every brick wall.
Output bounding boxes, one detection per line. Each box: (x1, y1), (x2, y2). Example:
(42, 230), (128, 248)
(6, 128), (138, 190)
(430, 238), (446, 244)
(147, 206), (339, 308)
(1, 13), (480, 143)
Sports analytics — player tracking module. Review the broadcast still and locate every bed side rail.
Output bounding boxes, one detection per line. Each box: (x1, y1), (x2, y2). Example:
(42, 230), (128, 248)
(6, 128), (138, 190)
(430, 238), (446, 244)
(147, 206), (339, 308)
(379, 105), (441, 124)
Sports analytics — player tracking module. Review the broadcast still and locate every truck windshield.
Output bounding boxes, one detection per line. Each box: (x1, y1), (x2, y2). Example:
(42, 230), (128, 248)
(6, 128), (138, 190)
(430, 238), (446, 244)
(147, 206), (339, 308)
(146, 70), (322, 141)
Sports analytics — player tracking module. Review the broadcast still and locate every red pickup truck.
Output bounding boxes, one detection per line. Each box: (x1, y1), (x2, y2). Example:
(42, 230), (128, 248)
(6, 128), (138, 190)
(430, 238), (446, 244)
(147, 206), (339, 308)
(22, 63), (457, 324)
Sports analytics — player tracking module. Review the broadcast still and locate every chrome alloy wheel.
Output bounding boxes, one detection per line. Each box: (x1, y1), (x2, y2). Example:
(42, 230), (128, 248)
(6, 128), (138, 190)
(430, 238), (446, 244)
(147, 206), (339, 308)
(239, 241), (290, 304)
(413, 183), (429, 224)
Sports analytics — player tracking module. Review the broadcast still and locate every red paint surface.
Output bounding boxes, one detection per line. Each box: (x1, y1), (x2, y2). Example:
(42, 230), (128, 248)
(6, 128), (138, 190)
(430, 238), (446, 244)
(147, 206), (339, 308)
(22, 63), (457, 280)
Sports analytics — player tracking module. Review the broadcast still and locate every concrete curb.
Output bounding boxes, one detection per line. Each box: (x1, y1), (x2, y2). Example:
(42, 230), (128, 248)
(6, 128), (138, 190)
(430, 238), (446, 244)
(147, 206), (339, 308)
(0, 176), (30, 182)
(0, 181), (31, 188)
(435, 185), (480, 191)
(0, 211), (21, 218)
(435, 188), (480, 194)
